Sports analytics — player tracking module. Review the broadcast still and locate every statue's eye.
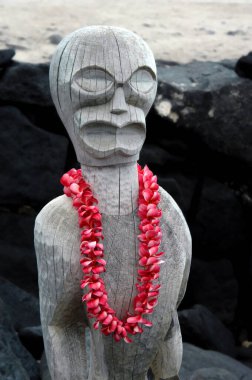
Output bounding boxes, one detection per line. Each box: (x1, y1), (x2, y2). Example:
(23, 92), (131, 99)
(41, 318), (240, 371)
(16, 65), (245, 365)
(129, 69), (155, 93)
(74, 68), (113, 92)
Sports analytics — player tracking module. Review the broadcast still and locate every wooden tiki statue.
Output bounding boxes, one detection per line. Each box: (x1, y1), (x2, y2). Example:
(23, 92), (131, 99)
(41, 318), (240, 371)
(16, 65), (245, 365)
(34, 26), (191, 380)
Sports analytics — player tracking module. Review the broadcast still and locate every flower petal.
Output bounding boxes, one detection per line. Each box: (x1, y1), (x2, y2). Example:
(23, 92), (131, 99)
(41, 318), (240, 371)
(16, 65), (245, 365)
(89, 282), (101, 290)
(124, 336), (133, 343)
(87, 298), (100, 309)
(93, 321), (100, 329)
(98, 311), (107, 321)
(102, 314), (113, 325)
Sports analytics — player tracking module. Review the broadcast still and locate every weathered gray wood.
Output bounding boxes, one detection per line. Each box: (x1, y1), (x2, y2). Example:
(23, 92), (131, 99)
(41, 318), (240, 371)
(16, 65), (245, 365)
(49, 26), (157, 167)
(35, 187), (191, 380)
(34, 26), (192, 380)
(80, 164), (139, 215)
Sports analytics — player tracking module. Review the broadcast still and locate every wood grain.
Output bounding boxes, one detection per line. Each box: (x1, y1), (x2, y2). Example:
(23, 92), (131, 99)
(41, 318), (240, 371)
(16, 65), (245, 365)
(49, 26), (157, 167)
(35, 26), (192, 380)
(35, 187), (191, 379)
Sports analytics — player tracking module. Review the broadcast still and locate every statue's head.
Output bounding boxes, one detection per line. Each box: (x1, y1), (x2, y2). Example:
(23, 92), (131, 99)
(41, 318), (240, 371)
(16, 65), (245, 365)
(50, 26), (157, 166)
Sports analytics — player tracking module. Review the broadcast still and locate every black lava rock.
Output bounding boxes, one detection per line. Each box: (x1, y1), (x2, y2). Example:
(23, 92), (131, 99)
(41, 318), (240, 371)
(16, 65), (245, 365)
(0, 106), (68, 207)
(0, 49), (15, 68)
(189, 367), (238, 380)
(0, 298), (40, 380)
(140, 143), (174, 168)
(19, 326), (43, 360)
(235, 52), (252, 80)
(0, 241), (38, 296)
(178, 304), (236, 356)
(155, 60), (252, 178)
(0, 210), (39, 294)
(180, 343), (252, 380)
(0, 61), (51, 105)
(190, 178), (249, 261)
(0, 278), (40, 329)
(0, 341), (30, 380)
(158, 173), (197, 217)
(184, 259), (238, 325)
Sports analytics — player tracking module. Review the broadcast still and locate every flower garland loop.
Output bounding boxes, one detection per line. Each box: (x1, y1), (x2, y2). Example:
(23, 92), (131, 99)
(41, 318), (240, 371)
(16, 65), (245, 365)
(60, 165), (164, 343)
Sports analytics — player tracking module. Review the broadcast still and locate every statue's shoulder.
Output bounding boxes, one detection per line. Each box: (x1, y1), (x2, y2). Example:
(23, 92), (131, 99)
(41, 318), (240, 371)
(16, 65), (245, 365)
(159, 186), (191, 250)
(35, 195), (78, 237)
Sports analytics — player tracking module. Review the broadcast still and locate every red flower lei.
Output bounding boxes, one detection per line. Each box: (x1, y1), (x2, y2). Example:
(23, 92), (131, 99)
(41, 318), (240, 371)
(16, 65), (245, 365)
(60, 165), (164, 343)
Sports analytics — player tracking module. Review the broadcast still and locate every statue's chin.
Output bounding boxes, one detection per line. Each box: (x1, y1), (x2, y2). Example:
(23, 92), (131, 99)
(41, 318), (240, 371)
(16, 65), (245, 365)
(80, 122), (146, 158)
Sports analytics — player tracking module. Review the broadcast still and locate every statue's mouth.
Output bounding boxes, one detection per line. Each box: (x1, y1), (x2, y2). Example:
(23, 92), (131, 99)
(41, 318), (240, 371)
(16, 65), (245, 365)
(80, 122), (146, 158)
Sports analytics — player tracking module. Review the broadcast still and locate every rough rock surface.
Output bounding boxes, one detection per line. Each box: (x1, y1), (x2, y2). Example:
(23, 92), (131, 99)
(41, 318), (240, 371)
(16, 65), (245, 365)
(0, 212), (40, 294)
(155, 60), (252, 170)
(0, 341), (30, 380)
(189, 367), (238, 380)
(180, 343), (252, 380)
(19, 326), (43, 359)
(235, 52), (252, 80)
(185, 259), (238, 325)
(178, 305), (236, 356)
(0, 277), (40, 329)
(0, 106), (68, 207)
(0, 48), (15, 67)
(190, 178), (249, 261)
(0, 298), (40, 380)
(0, 62), (51, 105)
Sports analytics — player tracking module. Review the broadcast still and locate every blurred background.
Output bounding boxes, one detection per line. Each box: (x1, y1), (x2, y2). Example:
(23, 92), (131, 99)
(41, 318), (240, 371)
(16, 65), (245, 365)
(0, 1), (252, 379)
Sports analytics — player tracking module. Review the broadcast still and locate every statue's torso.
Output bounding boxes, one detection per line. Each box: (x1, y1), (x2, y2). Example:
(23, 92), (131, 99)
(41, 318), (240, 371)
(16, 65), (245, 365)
(35, 187), (191, 380)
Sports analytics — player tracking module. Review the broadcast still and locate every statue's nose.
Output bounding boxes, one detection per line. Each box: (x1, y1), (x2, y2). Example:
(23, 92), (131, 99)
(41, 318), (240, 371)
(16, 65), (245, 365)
(110, 86), (128, 115)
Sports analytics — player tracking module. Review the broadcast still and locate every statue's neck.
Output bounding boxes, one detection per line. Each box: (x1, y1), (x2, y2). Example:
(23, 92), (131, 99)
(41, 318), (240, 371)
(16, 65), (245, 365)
(81, 163), (139, 215)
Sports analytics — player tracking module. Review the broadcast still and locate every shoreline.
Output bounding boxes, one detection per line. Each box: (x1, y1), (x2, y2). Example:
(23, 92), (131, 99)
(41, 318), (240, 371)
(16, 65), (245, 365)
(0, 0), (252, 64)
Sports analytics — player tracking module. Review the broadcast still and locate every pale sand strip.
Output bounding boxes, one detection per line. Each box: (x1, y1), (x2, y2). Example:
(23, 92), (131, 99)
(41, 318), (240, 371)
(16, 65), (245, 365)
(0, 0), (252, 63)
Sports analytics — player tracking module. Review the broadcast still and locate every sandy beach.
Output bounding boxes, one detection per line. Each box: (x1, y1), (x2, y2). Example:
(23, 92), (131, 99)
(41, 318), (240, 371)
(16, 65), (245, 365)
(0, 0), (252, 64)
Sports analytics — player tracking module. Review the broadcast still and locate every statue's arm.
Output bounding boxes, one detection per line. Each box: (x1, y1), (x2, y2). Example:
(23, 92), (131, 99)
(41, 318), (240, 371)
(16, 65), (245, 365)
(34, 196), (89, 380)
(151, 190), (192, 380)
(150, 257), (191, 380)
(153, 245), (191, 380)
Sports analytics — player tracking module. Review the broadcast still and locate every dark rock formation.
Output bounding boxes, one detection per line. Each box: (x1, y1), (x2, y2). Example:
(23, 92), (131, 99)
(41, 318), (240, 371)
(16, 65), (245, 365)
(0, 211), (39, 293)
(0, 106), (68, 208)
(189, 177), (249, 261)
(0, 298), (40, 380)
(0, 278), (40, 329)
(180, 343), (252, 380)
(154, 60), (252, 172)
(189, 367), (238, 380)
(19, 326), (43, 360)
(178, 305), (236, 356)
(0, 341), (30, 380)
(235, 52), (252, 80)
(0, 62), (51, 105)
(184, 259), (238, 325)
(0, 49), (15, 68)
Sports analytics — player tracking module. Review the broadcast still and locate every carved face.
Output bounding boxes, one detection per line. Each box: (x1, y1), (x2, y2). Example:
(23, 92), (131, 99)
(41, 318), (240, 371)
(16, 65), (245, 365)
(50, 26), (157, 166)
